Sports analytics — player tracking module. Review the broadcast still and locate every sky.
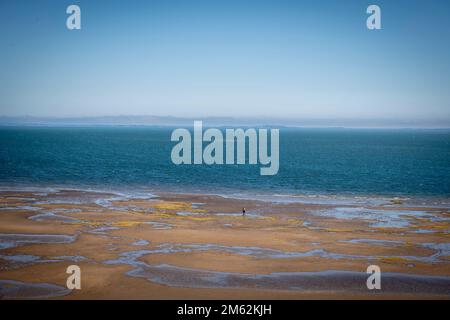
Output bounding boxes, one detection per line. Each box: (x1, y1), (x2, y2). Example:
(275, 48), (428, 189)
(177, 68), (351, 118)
(0, 0), (450, 124)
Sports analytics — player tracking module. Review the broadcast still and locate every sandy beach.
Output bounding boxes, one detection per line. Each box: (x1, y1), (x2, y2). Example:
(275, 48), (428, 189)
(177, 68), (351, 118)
(0, 189), (449, 299)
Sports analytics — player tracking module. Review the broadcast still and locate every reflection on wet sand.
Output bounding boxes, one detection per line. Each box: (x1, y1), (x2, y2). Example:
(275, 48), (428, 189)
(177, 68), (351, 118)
(0, 280), (70, 299)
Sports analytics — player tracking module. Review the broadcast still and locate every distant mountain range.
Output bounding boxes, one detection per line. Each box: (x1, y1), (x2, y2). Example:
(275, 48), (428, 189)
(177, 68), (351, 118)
(0, 115), (449, 128)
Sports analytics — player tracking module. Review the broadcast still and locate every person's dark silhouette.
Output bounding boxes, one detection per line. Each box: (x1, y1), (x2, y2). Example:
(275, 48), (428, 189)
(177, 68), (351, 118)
(242, 207), (246, 216)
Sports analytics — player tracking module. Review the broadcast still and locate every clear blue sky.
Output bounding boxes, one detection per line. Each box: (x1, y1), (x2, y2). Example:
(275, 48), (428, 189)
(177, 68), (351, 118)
(0, 0), (449, 123)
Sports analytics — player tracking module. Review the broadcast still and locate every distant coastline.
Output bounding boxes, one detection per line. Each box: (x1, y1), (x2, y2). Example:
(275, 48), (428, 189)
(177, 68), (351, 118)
(1, 115), (450, 129)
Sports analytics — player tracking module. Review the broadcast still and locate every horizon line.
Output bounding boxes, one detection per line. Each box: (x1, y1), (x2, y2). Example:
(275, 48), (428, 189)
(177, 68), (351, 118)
(1, 114), (450, 129)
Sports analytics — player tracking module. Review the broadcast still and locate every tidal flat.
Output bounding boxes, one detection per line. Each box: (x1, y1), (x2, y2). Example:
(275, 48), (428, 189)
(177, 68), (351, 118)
(0, 189), (449, 299)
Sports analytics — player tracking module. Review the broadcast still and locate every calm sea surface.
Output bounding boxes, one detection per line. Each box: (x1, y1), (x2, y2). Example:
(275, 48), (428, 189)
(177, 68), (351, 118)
(1, 126), (449, 200)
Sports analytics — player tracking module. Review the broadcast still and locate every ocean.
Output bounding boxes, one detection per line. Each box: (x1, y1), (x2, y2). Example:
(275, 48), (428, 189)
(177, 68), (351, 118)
(1, 126), (449, 201)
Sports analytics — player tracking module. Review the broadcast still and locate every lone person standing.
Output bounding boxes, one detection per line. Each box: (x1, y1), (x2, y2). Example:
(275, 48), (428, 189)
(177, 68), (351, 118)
(242, 207), (246, 216)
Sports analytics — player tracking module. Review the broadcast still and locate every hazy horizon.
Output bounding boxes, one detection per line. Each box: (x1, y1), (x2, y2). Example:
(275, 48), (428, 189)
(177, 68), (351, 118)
(1, 114), (450, 129)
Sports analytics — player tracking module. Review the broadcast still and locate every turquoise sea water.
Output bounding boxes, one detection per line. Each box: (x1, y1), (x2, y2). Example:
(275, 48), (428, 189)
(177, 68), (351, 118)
(0, 126), (449, 199)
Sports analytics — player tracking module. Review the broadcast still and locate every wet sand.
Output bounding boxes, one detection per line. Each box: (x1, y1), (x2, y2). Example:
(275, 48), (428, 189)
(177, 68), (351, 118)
(0, 189), (449, 299)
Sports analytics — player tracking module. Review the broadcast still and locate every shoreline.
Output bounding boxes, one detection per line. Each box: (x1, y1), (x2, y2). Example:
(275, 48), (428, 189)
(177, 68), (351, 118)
(1, 183), (449, 208)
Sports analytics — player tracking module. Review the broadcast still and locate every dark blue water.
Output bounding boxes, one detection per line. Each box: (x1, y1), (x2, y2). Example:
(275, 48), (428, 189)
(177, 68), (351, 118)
(0, 126), (449, 198)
